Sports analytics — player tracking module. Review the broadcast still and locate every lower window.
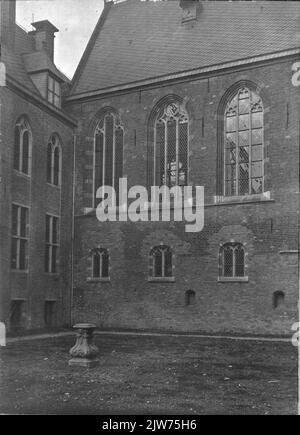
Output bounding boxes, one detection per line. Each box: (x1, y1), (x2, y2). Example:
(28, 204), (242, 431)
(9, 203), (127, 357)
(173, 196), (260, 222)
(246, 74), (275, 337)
(219, 243), (247, 281)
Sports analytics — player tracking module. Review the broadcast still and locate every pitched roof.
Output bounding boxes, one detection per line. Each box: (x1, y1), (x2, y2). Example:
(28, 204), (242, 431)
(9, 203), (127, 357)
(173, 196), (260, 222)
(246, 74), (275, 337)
(1, 45), (40, 95)
(22, 51), (69, 82)
(2, 23), (69, 97)
(70, 0), (300, 97)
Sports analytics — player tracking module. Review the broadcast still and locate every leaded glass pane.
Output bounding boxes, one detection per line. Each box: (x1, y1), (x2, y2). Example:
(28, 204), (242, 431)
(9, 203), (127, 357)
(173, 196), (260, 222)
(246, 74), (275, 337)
(226, 115), (236, 133)
(104, 114), (114, 187)
(238, 98), (250, 115)
(12, 205), (18, 236)
(225, 145), (236, 165)
(101, 251), (109, 278)
(178, 122), (188, 186)
(239, 175), (249, 196)
(19, 239), (27, 270)
(95, 132), (104, 197)
(252, 144), (263, 162)
(251, 111), (263, 128)
(224, 88), (264, 196)
(251, 161), (262, 178)
(114, 128), (124, 197)
(252, 129), (263, 145)
(225, 132), (237, 149)
(251, 178), (263, 194)
(47, 143), (52, 183)
(238, 113), (249, 131)
(53, 147), (60, 186)
(164, 249), (172, 277)
(239, 147), (249, 164)
(20, 207), (28, 238)
(48, 76), (54, 91)
(238, 131), (249, 147)
(225, 179), (236, 196)
(239, 88), (249, 100)
(153, 249), (163, 277)
(22, 131), (29, 174)
(52, 217), (58, 244)
(93, 251), (100, 278)
(225, 162), (236, 179)
(14, 127), (20, 170)
(45, 246), (50, 273)
(235, 245), (245, 277)
(45, 215), (51, 244)
(223, 246), (233, 277)
(154, 103), (188, 188)
(51, 246), (57, 273)
(166, 120), (177, 187)
(156, 122), (165, 186)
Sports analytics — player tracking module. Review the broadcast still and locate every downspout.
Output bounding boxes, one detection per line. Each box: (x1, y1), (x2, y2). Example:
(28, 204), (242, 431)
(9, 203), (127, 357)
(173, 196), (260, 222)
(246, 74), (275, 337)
(70, 132), (77, 327)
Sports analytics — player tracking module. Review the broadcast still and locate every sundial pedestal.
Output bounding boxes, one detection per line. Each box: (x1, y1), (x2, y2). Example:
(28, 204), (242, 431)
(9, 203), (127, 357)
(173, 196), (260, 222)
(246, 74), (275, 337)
(69, 324), (99, 368)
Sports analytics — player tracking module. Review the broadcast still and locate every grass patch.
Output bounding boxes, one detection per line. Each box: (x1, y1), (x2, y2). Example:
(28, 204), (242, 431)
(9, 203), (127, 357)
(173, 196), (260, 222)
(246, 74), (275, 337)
(0, 334), (297, 415)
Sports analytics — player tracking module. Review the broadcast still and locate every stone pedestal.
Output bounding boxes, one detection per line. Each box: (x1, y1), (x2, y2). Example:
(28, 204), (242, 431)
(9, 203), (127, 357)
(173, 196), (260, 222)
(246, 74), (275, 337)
(69, 323), (99, 368)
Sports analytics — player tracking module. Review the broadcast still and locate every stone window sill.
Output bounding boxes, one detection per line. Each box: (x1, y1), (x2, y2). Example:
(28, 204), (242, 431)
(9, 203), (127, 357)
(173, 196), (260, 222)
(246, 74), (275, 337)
(148, 277), (175, 283)
(87, 277), (110, 283)
(13, 170), (31, 179)
(11, 268), (29, 274)
(46, 182), (61, 189)
(45, 272), (60, 278)
(214, 191), (272, 206)
(218, 276), (249, 283)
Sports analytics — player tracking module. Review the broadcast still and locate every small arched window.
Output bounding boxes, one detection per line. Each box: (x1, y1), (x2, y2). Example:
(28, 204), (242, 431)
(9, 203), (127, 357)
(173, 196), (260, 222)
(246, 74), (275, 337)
(94, 111), (124, 206)
(47, 134), (61, 186)
(185, 290), (196, 306)
(150, 245), (173, 278)
(224, 87), (264, 196)
(220, 243), (245, 278)
(14, 117), (32, 175)
(273, 291), (285, 309)
(148, 100), (189, 188)
(92, 248), (109, 279)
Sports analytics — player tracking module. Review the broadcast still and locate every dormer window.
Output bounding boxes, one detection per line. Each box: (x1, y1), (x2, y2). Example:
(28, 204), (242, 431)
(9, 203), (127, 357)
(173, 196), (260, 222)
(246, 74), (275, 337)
(48, 75), (61, 108)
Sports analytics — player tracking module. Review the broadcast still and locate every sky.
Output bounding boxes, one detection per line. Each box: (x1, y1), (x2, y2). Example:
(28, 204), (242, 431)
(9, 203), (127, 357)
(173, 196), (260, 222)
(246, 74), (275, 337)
(16, 0), (105, 79)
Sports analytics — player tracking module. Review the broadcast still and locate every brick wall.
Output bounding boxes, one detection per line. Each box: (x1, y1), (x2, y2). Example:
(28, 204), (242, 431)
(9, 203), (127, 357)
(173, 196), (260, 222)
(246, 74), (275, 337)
(66, 58), (300, 335)
(0, 86), (74, 331)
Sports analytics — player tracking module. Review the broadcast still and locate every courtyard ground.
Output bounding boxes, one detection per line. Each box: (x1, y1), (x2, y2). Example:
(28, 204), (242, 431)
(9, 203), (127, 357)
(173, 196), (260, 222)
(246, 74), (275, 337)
(0, 333), (297, 415)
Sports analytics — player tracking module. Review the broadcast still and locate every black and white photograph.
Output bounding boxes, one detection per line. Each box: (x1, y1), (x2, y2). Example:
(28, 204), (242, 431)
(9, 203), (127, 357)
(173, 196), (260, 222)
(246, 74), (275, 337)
(0, 0), (299, 418)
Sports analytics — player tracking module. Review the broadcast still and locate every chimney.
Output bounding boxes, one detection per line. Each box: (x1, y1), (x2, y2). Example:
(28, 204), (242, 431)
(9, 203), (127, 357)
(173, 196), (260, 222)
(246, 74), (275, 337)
(29, 20), (58, 61)
(180, 0), (201, 24)
(0, 0), (16, 50)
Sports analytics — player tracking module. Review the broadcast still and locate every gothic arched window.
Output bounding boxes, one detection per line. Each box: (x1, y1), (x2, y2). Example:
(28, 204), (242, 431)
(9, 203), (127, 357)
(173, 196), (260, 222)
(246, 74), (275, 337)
(220, 243), (245, 278)
(47, 134), (61, 186)
(94, 111), (124, 206)
(149, 101), (189, 188)
(224, 87), (264, 196)
(92, 248), (109, 279)
(150, 245), (173, 278)
(14, 117), (32, 175)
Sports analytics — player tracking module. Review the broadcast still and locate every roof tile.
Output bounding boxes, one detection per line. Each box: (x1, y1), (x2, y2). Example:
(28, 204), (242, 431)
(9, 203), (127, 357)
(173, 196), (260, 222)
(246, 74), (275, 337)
(71, 0), (300, 95)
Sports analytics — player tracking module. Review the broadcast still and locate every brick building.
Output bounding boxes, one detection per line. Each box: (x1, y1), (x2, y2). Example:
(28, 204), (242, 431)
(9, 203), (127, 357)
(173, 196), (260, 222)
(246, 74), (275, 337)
(0, 0), (76, 331)
(0, 0), (299, 335)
